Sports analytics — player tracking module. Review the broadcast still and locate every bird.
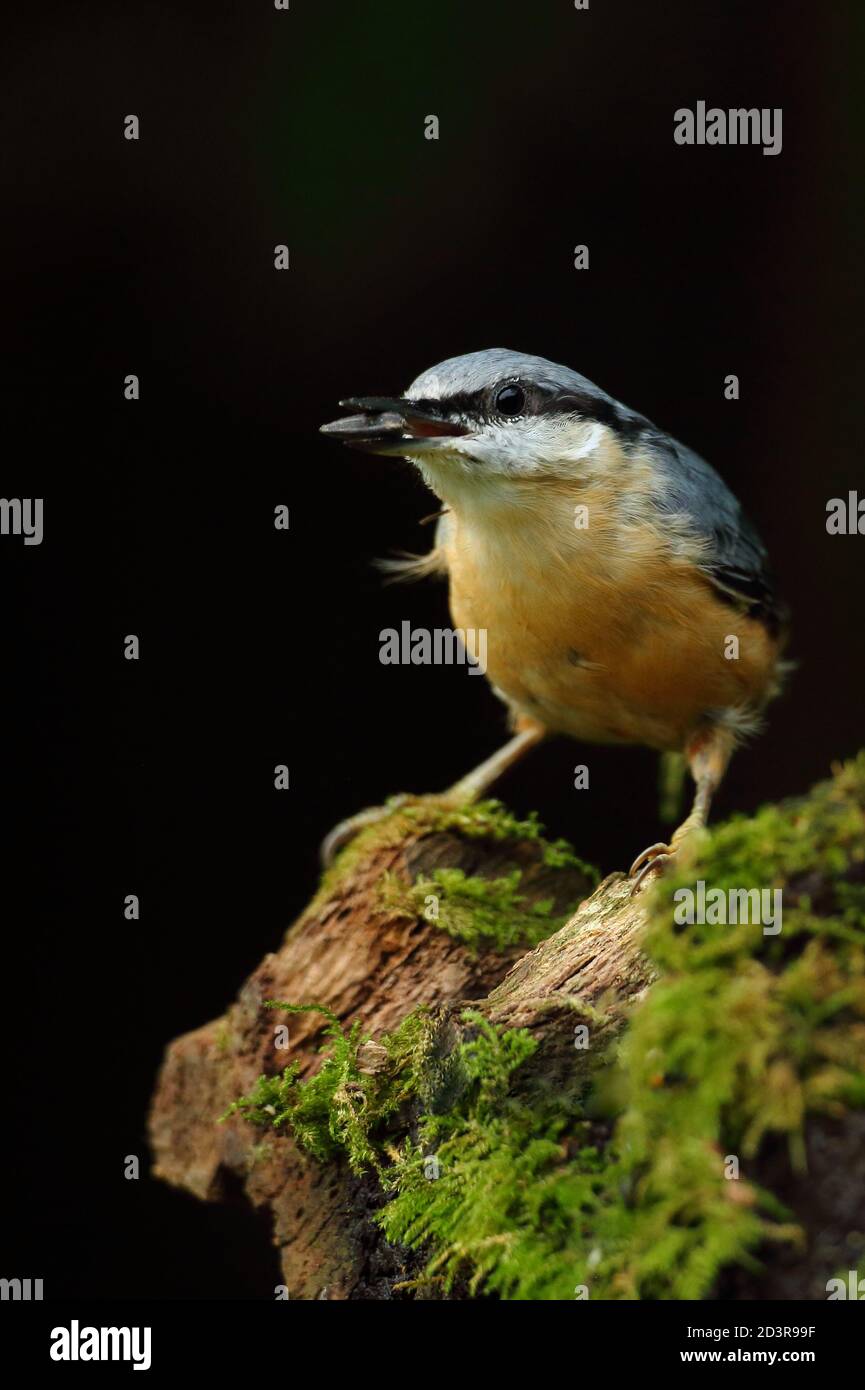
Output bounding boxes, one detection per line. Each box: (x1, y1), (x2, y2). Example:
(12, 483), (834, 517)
(319, 348), (788, 885)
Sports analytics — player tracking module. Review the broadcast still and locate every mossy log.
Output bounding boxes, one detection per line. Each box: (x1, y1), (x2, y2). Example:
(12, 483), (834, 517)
(149, 761), (865, 1300)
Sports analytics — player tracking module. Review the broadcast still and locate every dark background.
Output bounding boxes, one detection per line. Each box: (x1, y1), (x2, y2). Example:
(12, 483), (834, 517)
(3, 1), (863, 1297)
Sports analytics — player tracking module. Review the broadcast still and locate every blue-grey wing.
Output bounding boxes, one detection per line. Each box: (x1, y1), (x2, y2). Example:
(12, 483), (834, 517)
(646, 430), (787, 637)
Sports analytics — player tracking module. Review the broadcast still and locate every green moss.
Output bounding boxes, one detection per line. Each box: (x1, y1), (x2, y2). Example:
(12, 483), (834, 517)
(378, 1011), (606, 1299)
(221, 1004), (429, 1176)
(313, 795), (594, 908)
(229, 755), (865, 1300)
(380, 864), (589, 955)
(611, 752), (865, 1250)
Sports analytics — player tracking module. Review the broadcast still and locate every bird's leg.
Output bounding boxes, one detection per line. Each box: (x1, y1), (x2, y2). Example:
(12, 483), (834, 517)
(440, 719), (547, 803)
(320, 718), (547, 867)
(629, 725), (734, 890)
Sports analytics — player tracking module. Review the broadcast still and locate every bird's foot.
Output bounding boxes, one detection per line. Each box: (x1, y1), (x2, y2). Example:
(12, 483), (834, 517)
(320, 795), (412, 868)
(628, 840), (676, 893)
(320, 790), (473, 868)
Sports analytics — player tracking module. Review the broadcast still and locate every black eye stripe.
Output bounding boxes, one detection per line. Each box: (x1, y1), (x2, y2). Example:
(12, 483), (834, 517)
(406, 386), (649, 439)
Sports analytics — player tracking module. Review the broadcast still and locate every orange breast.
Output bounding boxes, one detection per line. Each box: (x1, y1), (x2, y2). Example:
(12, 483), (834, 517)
(442, 490), (780, 752)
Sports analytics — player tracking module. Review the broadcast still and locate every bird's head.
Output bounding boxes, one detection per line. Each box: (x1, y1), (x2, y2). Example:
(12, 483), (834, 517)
(320, 349), (648, 511)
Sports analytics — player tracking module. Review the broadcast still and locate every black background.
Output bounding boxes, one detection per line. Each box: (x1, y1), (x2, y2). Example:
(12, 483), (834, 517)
(3, 1), (864, 1298)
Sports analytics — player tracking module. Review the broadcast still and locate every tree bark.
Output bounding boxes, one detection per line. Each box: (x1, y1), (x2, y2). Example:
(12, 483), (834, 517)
(149, 768), (865, 1300)
(149, 808), (636, 1297)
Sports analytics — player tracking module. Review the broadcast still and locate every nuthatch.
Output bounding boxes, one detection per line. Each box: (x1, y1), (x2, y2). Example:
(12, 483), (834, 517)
(320, 349), (788, 884)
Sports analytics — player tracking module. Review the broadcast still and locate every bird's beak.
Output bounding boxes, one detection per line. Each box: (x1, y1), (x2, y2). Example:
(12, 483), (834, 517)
(319, 396), (469, 455)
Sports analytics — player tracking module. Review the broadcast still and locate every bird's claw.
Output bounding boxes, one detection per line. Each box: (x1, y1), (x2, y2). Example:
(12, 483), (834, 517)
(628, 841), (676, 893)
(320, 795), (411, 868)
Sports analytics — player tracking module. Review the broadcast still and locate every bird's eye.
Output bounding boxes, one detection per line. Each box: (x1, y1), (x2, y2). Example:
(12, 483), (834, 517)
(495, 383), (525, 417)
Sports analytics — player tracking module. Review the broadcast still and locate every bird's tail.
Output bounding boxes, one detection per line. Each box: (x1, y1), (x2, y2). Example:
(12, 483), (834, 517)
(658, 750), (688, 825)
